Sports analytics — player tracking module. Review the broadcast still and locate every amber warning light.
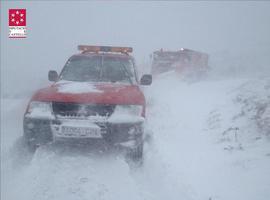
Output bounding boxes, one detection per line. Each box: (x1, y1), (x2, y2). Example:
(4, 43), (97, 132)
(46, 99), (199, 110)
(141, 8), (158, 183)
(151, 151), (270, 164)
(78, 45), (133, 53)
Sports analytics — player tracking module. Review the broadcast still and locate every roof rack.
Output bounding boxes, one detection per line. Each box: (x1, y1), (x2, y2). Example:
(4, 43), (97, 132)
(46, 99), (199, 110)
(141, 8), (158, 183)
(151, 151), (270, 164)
(78, 45), (133, 54)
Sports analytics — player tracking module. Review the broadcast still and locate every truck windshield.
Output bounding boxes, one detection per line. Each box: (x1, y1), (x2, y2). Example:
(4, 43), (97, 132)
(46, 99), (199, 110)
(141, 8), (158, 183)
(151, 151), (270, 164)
(60, 55), (136, 84)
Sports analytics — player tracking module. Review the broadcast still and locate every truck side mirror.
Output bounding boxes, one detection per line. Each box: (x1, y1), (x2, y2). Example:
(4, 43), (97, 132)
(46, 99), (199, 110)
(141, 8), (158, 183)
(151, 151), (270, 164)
(48, 70), (58, 82)
(140, 74), (152, 85)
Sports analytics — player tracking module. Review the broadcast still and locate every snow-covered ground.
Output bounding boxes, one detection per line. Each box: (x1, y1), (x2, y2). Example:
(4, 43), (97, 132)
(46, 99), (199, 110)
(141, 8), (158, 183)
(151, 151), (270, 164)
(1, 74), (270, 200)
(145, 74), (270, 200)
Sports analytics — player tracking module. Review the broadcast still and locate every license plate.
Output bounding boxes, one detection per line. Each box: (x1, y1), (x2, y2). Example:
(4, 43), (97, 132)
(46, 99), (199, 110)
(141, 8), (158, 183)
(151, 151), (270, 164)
(60, 126), (102, 138)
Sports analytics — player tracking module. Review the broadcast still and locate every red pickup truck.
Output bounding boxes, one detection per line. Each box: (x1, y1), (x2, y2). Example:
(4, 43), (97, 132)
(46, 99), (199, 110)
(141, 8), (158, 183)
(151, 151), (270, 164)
(23, 45), (152, 161)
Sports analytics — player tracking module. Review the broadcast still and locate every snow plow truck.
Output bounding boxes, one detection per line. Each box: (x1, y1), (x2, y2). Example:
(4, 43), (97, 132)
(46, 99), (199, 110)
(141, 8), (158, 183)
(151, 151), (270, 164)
(151, 48), (209, 77)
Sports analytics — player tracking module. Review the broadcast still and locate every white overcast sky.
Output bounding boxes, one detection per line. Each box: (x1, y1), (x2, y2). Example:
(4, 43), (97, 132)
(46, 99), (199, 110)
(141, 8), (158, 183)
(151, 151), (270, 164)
(1, 1), (270, 95)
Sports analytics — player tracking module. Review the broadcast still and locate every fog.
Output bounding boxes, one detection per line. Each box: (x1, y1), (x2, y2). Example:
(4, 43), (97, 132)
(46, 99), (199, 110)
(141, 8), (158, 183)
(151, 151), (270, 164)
(1, 1), (270, 96)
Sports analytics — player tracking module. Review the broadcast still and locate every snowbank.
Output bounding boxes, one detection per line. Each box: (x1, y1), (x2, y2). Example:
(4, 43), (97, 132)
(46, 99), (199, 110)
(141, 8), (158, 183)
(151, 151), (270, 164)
(145, 74), (270, 200)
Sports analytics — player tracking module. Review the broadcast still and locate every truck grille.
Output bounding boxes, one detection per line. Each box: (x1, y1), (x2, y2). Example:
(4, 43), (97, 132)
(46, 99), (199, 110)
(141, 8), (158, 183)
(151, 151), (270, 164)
(52, 102), (115, 118)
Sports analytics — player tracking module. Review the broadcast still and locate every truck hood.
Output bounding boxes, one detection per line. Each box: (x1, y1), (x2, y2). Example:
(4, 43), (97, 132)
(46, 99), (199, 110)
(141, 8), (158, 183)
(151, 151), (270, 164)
(31, 81), (145, 105)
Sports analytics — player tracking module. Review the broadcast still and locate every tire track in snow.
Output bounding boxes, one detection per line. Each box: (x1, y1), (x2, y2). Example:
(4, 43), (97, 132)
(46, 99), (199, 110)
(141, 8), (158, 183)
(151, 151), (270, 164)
(2, 141), (191, 200)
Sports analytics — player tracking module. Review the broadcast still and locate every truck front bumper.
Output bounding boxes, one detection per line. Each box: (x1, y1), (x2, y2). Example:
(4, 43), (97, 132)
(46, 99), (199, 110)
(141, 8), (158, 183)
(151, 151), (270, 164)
(23, 117), (144, 149)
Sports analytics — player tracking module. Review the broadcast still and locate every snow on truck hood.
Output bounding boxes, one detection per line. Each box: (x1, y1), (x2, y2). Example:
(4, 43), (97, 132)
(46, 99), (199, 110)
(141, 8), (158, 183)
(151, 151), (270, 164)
(31, 80), (145, 105)
(56, 81), (103, 94)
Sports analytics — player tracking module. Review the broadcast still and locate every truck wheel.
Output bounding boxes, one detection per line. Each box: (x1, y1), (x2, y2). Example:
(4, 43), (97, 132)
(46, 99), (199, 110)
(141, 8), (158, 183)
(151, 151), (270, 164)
(128, 143), (143, 162)
(24, 139), (38, 153)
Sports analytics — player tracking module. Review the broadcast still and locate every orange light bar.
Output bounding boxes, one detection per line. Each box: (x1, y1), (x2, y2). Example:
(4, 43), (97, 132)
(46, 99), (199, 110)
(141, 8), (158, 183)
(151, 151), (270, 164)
(78, 45), (133, 53)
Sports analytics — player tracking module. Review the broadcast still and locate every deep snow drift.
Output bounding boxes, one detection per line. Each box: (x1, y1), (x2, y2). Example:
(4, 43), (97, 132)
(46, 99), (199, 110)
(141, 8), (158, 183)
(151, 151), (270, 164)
(1, 74), (270, 200)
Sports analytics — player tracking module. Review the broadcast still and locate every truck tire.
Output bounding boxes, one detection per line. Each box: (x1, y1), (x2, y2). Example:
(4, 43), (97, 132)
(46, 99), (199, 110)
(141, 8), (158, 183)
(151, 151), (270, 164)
(24, 139), (38, 153)
(128, 142), (143, 162)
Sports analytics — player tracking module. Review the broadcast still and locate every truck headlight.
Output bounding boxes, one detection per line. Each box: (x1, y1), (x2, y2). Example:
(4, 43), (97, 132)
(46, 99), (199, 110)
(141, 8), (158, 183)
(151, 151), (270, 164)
(26, 101), (54, 119)
(115, 105), (143, 116)
(108, 105), (144, 123)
